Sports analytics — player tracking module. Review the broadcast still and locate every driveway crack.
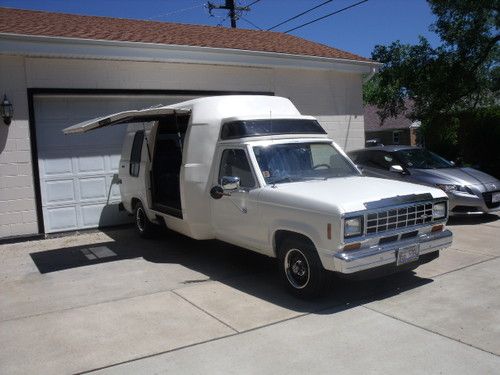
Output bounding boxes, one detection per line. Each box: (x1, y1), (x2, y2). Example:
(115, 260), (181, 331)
(171, 290), (239, 333)
(362, 305), (499, 357)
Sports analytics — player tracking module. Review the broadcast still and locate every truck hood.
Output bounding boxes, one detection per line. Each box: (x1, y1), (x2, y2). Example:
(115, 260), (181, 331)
(409, 167), (499, 188)
(259, 176), (447, 214)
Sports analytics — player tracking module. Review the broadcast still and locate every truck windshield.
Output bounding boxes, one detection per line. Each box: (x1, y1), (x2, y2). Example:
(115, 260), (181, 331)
(253, 143), (359, 184)
(395, 148), (454, 169)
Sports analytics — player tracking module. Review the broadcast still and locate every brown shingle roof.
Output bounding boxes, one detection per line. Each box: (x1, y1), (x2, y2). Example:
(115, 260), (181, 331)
(364, 104), (414, 131)
(0, 7), (371, 63)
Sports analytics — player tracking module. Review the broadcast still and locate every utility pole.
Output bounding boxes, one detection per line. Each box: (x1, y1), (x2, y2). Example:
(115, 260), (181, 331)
(208, 0), (249, 28)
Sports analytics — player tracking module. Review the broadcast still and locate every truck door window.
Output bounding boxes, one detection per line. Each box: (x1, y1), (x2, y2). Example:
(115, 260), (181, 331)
(130, 130), (144, 177)
(219, 149), (255, 188)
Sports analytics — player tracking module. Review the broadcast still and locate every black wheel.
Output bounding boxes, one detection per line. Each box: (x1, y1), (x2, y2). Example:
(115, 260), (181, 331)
(278, 238), (329, 298)
(135, 201), (156, 238)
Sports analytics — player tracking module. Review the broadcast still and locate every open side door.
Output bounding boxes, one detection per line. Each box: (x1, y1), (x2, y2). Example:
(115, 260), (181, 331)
(63, 106), (191, 134)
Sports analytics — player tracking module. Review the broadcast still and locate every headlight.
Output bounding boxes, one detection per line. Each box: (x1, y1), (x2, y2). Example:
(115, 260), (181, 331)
(436, 184), (469, 193)
(344, 216), (363, 238)
(432, 202), (447, 219)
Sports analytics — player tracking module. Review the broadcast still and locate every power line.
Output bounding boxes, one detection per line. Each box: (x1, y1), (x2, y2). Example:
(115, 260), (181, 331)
(208, 0), (250, 28)
(267, 0), (335, 31)
(246, 0), (261, 7)
(239, 16), (262, 30)
(283, 0), (369, 33)
(148, 3), (207, 20)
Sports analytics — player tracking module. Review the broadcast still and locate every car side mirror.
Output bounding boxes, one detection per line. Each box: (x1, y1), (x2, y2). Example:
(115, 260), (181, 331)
(355, 164), (364, 173)
(449, 160), (456, 166)
(389, 165), (405, 174)
(221, 176), (240, 191)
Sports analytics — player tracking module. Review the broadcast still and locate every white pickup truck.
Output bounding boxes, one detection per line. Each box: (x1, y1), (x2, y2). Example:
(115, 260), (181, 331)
(64, 96), (453, 297)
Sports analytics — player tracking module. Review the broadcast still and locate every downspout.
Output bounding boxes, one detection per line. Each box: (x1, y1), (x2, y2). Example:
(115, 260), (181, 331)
(362, 66), (378, 83)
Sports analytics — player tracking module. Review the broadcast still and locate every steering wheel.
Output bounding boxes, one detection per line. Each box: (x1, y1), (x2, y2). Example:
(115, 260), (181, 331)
(313, 164), (331, 170)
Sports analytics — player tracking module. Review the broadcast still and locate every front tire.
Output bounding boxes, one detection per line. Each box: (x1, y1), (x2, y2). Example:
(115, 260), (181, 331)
(135, 201), (156, 238)
(278, 238), (329, 298)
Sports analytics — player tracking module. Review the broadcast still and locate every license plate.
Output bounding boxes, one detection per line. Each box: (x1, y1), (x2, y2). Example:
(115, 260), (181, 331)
(492, 192), (500, 203)
(397, 245), (420, 266)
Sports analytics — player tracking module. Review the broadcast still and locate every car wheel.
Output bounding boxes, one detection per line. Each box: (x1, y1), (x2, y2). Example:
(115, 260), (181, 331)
(278, 238), (329, 298)
(135, 201), (156, 238)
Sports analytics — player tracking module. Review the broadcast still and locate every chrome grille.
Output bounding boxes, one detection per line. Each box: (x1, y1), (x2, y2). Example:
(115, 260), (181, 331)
(366, 203), (433, 234)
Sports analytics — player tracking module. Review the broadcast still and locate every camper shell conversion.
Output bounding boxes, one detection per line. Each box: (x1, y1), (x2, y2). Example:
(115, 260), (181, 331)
(64, 96), (453, 296)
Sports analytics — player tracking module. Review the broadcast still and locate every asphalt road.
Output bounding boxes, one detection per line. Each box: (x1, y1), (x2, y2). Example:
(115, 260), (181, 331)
(0, 214), (499, 374)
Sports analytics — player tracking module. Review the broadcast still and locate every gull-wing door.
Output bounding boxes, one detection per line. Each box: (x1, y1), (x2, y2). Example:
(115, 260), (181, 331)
(63, 106), (191, 134)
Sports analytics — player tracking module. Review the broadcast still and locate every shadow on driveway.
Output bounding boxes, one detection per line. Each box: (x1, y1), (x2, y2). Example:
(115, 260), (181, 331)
(447, 213), (499, 226)
(30, 226), (433, 314)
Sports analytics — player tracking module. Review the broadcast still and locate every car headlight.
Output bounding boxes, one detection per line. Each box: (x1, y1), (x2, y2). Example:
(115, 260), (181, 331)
(432, 202), (447, 219)
(344, 216), (363, 238)
(436, 184), (469, 193)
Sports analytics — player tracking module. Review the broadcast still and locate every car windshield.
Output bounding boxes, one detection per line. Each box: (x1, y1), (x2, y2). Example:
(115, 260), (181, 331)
(395, 148), (454, 169)
(253, 142), (359, 184)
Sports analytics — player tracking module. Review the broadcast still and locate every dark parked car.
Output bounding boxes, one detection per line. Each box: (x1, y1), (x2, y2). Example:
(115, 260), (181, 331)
(349, 146), (500, 215)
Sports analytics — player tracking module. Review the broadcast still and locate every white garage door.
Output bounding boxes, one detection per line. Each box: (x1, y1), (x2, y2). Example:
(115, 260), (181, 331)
(34, 94), (197, 233)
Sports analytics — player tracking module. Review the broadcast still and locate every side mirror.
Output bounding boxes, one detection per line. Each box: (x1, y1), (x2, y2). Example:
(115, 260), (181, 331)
(355, 164), (364, 173)
(221, 176), (240, 191)
(449, 160), (456, 166)
(389, 165), (405, 174)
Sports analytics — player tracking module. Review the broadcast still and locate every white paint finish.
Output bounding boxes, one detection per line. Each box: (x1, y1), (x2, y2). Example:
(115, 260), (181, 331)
(0, 54), (367, 238)
(44, 179), (75, 204)
(0, 163), (18, 176)
(0, 212), (23, 225)
(2, 33), (378, 74)
(26, 58), (273, 92)
(9, 222), (38, 236)
(45, 206), (78, 231)
(0, 55), (36, 237)
(0, 187), (34, 200)
(0, 175), (33, 189)
(35, 94), (199, 233)
(78, 177), (107, 200)
(110, 96), (446, 276)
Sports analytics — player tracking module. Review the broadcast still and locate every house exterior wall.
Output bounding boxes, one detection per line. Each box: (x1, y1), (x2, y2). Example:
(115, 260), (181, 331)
(0, 55), (38, 238)
(365, 129), (412, 147)
(0, 55), (365, 239)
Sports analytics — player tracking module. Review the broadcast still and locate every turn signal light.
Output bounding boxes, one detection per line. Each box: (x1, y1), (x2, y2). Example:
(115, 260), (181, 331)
(343, 242), (361, 251)
(431, 224), (444, 233)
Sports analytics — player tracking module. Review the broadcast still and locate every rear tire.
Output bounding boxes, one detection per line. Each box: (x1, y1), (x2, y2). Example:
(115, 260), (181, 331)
(135, 201), (156, 238)
(278, 237), (330, 298)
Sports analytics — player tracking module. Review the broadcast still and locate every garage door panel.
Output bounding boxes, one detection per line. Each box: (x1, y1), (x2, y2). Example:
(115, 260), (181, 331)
(45, 206), (78, 231)
(78, 177), (108, 201)
(80, 203), (130, 228)
(45, 179), (76, 204)
(34, 94), (198, 233)
(41, 157), (73, 176)
(107, 175), (122, 200)
(109, 154), (122, 170)
(80, 203), (106, 227)
(76, 155), (106, 174)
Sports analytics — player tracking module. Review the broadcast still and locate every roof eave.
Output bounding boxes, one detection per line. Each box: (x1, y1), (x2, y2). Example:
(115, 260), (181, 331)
(0, 33), (380, 73)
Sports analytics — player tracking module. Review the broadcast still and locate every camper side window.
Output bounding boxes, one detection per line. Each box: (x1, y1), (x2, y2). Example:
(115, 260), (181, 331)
(130, 131), (144, 177)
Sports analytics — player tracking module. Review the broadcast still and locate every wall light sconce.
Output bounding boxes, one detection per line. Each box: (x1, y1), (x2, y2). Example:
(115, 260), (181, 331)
(1, 94), (13, 125)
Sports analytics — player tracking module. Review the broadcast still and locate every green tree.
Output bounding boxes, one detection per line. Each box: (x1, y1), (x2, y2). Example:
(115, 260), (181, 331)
(364, 0), (499, 123)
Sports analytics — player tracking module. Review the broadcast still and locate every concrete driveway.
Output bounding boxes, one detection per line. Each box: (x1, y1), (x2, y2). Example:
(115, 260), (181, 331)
(0, 214), (499, 374)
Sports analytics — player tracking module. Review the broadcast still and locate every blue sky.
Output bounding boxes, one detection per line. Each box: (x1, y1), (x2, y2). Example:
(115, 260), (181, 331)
(0, 0), (441, 58)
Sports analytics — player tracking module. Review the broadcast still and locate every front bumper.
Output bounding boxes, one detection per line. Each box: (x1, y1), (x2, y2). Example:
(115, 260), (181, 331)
(331, 229), (453, 274)
(448, 190), (500, 214)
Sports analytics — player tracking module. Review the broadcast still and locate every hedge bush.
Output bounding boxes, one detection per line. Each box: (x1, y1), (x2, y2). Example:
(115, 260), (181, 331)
(422, 106), (500, 179)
